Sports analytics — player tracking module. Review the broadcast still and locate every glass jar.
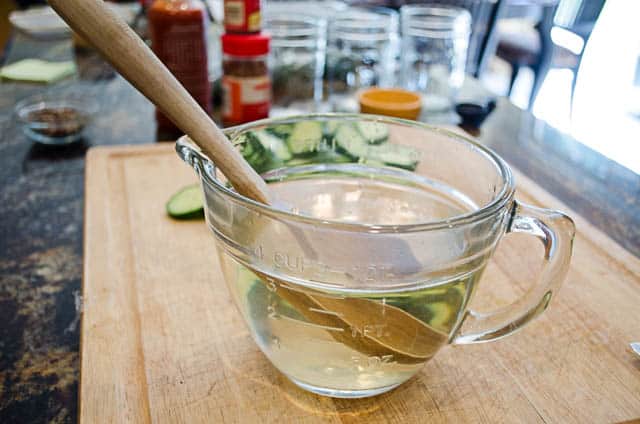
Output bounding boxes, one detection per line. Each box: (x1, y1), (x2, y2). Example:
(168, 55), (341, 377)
(265, 13), (327, 109)
(400, 5), (471, 112)
(221, 33), (271, 126)
(265, 0), (347, 21)
(326, 7), (399, 112)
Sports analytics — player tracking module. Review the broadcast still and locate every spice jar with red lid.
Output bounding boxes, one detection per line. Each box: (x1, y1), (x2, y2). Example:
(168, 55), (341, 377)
(221, 33), (271, 126)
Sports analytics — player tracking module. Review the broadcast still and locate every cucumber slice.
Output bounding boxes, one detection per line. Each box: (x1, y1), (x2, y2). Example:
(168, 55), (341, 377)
(267, 123), (294, 139)
(238, 133), (265, 162)
(312, 150), (354, 164)
(237, 133), (261, 158)
(335, 123), (419, 169)
(236, 131), (284, 173)
(320, 150), (354, 164)
(426, 302), (454, 330)
(358, 158), (386, 167)
(334, 124), (369, 158)
(324, 120), (341, 138)
(356, 121), (389, 144)
(166, 184), (204, 220)
(285, 151), (354, 167)
(368, 143), (420, 171)
(251, 130), (292, 161)
(287, 121), (323, 155)
(285, 157), (315, 167)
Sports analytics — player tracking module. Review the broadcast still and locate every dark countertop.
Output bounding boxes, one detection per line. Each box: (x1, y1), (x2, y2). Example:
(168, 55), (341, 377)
(0, 34), (638, 423)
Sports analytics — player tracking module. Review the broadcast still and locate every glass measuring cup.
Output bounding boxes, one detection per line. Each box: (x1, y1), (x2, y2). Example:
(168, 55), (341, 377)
(176, 114), (575, 398)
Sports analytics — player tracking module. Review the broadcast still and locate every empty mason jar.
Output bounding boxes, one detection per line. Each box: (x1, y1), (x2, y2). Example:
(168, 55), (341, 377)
(327, 7), (399, 112)
(265, 13), (327, 109)
(400, 6), (471, 112)
(265, 0), (347, 21)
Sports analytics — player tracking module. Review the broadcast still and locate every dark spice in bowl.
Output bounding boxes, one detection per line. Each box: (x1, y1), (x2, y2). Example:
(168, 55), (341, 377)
(27, 107), (85, 137)
(16, 95), (97, 145)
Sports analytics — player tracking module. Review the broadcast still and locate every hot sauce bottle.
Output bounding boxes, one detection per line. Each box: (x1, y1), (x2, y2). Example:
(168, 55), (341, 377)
(148, 0), (211, 137)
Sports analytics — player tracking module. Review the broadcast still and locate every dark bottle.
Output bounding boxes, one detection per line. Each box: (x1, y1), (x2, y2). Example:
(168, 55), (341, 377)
(148, 0), (212, 137)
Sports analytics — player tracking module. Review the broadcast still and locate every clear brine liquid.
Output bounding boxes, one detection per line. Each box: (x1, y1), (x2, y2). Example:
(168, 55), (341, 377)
(217, 165), (487, 395)
(265, 166), (477, 225)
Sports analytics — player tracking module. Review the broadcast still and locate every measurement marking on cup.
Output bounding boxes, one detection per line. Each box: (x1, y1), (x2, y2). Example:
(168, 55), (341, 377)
(308, 307), (344, 317)
(277, 314), (345, 333)
(267, 304), (278, 318)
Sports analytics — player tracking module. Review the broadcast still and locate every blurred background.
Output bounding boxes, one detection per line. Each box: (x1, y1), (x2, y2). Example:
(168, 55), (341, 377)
(1, 0), (638, 171)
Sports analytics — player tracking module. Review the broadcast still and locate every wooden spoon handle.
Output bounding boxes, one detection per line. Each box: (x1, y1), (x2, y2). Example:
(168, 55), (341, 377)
(48, 0), (271, 204)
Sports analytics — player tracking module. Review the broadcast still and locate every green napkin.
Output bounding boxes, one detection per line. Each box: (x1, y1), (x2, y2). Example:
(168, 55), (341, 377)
(0, 59), (76, 83)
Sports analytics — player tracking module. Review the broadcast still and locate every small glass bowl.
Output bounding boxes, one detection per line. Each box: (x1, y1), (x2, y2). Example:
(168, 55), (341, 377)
(15, 95), (98, 145)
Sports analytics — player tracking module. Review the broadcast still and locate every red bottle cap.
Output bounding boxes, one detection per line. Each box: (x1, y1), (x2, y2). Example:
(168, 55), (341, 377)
(221, 33), (270, 56)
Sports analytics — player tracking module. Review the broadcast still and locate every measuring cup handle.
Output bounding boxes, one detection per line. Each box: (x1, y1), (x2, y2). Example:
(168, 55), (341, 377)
(176, 135), (213, 176)
(452, 200), (575, 344)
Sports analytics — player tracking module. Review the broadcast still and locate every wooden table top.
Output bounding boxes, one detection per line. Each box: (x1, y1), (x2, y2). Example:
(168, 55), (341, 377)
(0, 33), (638, 423)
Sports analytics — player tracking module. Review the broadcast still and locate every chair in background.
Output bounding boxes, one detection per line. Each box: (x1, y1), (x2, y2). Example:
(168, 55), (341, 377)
(550, 0), (604, 114)
(495, 0), (604, 110)
(494, 0), (556, 109)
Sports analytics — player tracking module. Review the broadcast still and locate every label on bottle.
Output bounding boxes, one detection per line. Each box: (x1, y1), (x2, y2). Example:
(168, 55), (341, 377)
(224, 0), (261, 32)
(222, 75), (271, 124)
(247, 11), (261, 32)
(224, 1), (245, 27)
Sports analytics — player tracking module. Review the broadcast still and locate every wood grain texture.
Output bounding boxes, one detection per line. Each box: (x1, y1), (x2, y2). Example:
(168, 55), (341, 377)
(81, 144), (640, 423)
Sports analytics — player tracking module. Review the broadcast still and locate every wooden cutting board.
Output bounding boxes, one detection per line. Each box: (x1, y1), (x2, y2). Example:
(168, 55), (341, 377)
(81, 143), (640, 423)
